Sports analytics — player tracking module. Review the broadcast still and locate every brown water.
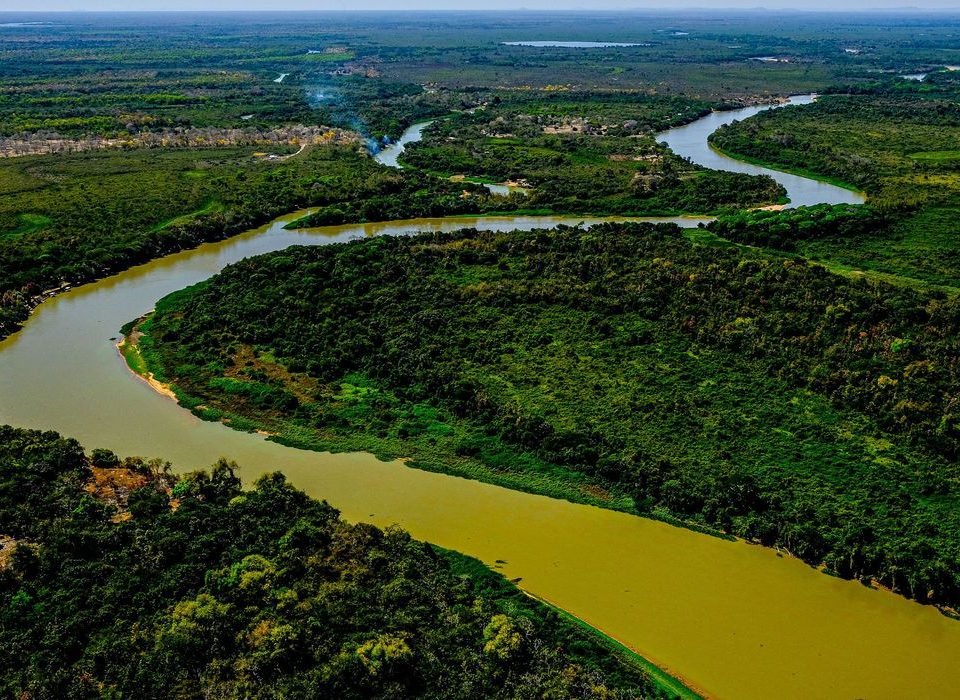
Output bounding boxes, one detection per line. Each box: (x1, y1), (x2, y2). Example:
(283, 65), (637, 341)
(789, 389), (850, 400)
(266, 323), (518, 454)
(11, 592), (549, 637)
(1, 211), (958, 698)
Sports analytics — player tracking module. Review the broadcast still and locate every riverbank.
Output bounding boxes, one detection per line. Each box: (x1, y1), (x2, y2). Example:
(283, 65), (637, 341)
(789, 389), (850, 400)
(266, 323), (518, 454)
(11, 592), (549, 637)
(445, 550), (706, 700)
(0, 141), (365, 345)
(117, 316), (704, 699)
(517, 587), (705, 700)
(0, 424), (677, 699)
(130, 219), (960, 612)
(120, 314), (735, 546)
(706, 141), (864, 195)
(117, 331), (177, 402)
(657, 93), (865, 209)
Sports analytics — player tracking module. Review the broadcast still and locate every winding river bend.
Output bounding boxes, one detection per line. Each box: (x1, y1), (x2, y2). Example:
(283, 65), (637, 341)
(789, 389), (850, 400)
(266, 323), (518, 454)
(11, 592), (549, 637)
(374, 120), (518, 195)
(660, 94), (864, 207)
(0, 99), (950, 699)
(378, 95), (865, 207)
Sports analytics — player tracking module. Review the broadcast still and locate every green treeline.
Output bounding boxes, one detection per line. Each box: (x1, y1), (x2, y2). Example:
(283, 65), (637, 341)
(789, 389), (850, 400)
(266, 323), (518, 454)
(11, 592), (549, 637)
(398, 93), (785, 214)
(708, 91), (960, 289)
(283, 167), (514, 228)
(141, 224), (960, 607)
(0, 425), (670, 699)
(706, 204), (890, 250)
(0, 145), (501, 340)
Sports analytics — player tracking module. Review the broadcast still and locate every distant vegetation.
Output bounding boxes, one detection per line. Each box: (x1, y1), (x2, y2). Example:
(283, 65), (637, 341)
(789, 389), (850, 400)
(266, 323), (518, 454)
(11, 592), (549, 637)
(709, 86), (960, 289)
(0, 426), (674, 698)
(4, 10), (958, 339)
(4, 9), (960, 695)
(136, 224), (960, 607)
(0, 80), (787, 342)
(398, 91), (783, 215)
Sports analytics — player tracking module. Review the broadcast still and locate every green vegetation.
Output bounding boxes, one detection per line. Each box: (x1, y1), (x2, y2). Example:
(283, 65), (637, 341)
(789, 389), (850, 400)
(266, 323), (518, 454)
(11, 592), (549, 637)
(6, 11), (960, 692)
(118, 335), (149, 379)
(138, 224), (960, 608)
(0, 144), (333, 337)
(709, 89), (960, 288)
(909, 150), (960, 162)
(0, 144), (526, 340)
(396, 91), (784, 215)
(0, 425), (683, 698)
(1, 213), (50, 241)
(526, 594), (698, 700)
(0, 118), (776, 342)
(711, 92), (960, 207)
(282, 166), (514, 228)
(348, 11), (960, 95)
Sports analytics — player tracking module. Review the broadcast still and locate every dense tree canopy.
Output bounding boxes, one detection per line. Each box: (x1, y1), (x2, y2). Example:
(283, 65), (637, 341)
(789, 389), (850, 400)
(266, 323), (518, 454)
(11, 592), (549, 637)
(709, 91), (960, 289)
(0, 426), (668, 699)
(140, 223), (960, 607)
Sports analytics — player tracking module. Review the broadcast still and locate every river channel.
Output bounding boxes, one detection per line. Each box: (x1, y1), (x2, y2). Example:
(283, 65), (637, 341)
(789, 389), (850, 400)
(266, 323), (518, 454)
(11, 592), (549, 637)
(0, 98), (949, 700)
(659, 94), (864, 207)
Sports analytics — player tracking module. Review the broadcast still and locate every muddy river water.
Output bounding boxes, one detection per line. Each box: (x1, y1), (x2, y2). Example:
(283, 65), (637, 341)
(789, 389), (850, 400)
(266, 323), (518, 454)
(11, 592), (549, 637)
(1, 99), (952, 700)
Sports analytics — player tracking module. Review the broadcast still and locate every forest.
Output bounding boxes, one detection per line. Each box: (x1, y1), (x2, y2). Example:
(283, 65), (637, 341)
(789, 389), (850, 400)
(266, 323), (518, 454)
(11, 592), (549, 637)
(709, 85), (960, 290)
(396, 91), (783, 215)
(136, 223), (960, 607)
(0, 425), (675, 699)
(4, 10), (960, 696)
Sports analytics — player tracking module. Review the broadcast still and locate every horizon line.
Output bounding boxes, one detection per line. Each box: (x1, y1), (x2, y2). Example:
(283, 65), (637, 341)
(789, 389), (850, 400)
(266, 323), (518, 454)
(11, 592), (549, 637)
(3, 7), (960, 14)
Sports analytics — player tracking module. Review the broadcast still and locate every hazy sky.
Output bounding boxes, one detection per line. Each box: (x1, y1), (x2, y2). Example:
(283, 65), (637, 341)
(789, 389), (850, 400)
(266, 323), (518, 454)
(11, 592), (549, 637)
(2, 2), (960, 11)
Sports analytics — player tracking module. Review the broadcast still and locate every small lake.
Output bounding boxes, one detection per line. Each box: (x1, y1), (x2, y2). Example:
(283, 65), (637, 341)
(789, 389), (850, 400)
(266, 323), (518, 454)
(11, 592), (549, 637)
(481, 182), (511, 196)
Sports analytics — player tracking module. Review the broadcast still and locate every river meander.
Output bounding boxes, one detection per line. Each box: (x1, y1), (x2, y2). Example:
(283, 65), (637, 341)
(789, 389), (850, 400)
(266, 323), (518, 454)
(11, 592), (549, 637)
(659, 94), (864, 208)
(0, 100), (951, 700)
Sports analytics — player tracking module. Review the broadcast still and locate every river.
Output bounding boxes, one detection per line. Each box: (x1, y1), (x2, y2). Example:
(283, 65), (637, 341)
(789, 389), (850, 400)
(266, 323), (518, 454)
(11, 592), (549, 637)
(660, 94), (864, 207)
(373, 120), (432, 168)
(379, 95), (863, 207)
(374, 120), (523, 196)
(0, 99), (951, 700)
